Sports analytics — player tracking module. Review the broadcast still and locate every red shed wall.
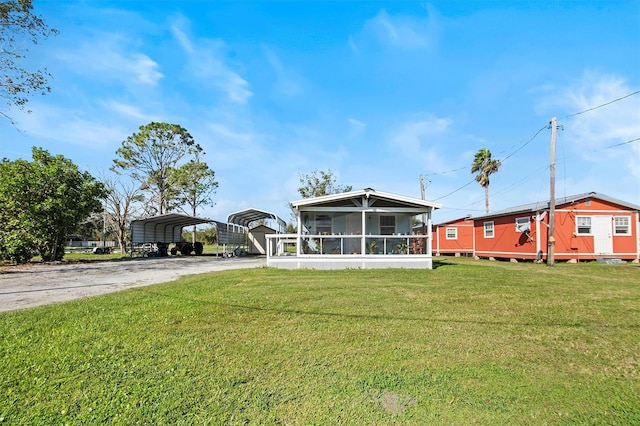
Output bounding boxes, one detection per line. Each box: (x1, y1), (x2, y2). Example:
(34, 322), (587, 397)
(553, 199), (638, 260)
(474, 213), (539, 259)
(474, 197), (639, 261)
(432, 219), (474, 255)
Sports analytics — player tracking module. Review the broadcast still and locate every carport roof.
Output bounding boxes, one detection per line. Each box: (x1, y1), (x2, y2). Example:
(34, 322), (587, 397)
(130, 214), (214, 244)
(227, 208), (287, 230)
(131, 213), (213, 228)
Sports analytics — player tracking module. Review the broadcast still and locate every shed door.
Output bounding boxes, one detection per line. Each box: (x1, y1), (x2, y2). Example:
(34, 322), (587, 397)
(593, 216), (613, 255)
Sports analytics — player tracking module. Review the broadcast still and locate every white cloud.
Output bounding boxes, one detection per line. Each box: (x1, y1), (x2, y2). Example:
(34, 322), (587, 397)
(171, 17), (252, 104)
(262, 46), (303, 97)
(128, 54), (163, 85)
(170, 19), (193, 54)
(3, 102), (129, 154)
(348, 118), (366, 128)
(103, 100), (158, 123)
(389, 114), (452, 166)
(357, 7), (438, 50)
(54, 34), (163, 86)
(549, 73), (640, 172)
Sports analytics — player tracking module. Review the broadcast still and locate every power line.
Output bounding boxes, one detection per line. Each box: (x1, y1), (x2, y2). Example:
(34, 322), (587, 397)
(606, 137), (640, 149)
(564, 90), (640, 118)
(424, 165), (467, 177)
(428, 91), (640, 204)
(425, 124), (547, 182)
(499, 125), (547, 163)
(432, 179), (476, 201)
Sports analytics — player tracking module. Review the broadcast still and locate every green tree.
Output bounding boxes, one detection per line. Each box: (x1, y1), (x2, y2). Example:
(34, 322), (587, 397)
(471, 148), (501, 214)
(297, 169), (352, 199)
(1, 0), (58, 124)
(0, 147), (106, 263)
(112, 122), (202, 215)
(173, 151), (218, 243)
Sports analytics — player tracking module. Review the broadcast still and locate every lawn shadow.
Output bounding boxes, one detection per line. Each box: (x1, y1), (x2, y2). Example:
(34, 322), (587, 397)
(134, 286), (640, 330)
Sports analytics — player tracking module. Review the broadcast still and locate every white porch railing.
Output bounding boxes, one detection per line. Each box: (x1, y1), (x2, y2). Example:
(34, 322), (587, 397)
(266, 233), (430, 257)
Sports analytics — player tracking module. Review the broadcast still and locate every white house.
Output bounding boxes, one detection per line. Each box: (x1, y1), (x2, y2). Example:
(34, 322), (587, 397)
(266, 188), (442, 269)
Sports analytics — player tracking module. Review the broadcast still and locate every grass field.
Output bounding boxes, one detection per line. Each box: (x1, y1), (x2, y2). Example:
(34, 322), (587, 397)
(1, 258), (638, 424)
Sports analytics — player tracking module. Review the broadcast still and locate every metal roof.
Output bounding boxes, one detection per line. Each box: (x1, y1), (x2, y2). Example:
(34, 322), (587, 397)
(290, 187), (442, 210)
(473, 192), (640, 220)
(227, 208), (287, 230)
(130, 213), (213, 243)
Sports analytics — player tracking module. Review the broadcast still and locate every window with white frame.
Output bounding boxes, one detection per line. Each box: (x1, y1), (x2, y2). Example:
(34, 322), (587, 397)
(576, 216), (591, 235)
(446, 227), (457, 240)
(379, 215), (396, 235)
(484, 221), (494, 238)
(315, 215), (332, 234)
(515, 217), (530, 232)
(614, 216), (630, 235)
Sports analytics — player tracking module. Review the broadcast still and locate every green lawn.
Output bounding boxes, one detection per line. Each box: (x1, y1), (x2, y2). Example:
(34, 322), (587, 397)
(1, 258), (638, 425)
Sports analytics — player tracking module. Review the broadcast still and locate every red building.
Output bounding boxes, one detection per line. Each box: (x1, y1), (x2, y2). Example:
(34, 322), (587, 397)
(432, 216), (474, 256)
(434, 192), (640, 262)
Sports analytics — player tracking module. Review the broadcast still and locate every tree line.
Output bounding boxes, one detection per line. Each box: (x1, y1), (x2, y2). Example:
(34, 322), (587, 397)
(0, 122), (219, 264)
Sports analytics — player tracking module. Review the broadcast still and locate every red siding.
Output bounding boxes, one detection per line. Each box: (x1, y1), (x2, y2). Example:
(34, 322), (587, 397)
(432, 218), (474, 255)
(473, 197), (639, 261)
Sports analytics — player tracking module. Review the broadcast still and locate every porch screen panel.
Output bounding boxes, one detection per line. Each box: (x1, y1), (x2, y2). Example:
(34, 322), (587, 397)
(315, 215), (332, 234)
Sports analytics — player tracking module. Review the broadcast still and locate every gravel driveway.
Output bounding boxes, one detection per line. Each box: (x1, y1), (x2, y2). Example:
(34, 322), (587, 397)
(0, 255), (266, 313)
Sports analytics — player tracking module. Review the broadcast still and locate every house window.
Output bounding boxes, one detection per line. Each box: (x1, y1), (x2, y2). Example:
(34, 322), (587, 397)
(380, 216), (396, 235)
(315, 215), (332, 235)
(446, 228), (457, 240)
(576, 216), (591, 235)
(614, 217), (630, 235)
(515, 217), (530, 232)
(484, 221), (494, 238)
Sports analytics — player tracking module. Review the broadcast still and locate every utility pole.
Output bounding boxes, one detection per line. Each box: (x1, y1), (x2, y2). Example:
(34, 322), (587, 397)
(420, 175), (426, 254)
(420, 175), (426, 231)
(547, 117), (557, 266)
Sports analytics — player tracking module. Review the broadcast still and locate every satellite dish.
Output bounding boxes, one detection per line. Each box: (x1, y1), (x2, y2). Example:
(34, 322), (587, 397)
(516, 223), (530, 233)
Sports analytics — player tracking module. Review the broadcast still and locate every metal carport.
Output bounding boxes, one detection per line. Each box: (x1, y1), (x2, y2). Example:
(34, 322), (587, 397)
(130, 213), (213, 244)
(227, 208), (287, 231)
(226, 208), (287, 255)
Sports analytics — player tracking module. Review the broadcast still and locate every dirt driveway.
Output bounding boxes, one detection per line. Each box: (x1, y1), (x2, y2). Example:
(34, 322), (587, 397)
(0, 255), (266, 313)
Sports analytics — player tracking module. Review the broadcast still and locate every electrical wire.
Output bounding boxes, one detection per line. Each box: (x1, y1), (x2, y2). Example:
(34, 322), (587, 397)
(605, 137), (640, 149)
(429, 91), (639, 205)
(564, 90), (640, 118)
(499, 125), (547, 163)
(432, 179), (476, 201)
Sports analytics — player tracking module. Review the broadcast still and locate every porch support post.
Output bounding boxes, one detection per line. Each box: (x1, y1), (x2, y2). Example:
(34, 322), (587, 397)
(361, 210), (366, 255)
(296, 209), (302, 255)
(426, 210), (433, 257)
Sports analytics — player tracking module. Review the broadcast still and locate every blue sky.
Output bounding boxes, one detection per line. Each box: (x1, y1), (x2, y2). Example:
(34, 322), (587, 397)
(2, 1), (639, 224)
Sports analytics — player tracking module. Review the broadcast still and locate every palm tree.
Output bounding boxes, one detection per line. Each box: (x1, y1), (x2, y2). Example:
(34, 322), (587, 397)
(471, 148), (501, 214)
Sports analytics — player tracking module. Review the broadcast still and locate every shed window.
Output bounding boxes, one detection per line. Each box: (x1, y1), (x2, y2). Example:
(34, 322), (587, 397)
(515, 217), (530, 232)
(614, 217), (630, 235)
(380, 216), (396, 235)
(315, 215), (332, 235)
(484, 221), (494, 238)
(576, 216), (591, 235)
(446, 227), (457, 240)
